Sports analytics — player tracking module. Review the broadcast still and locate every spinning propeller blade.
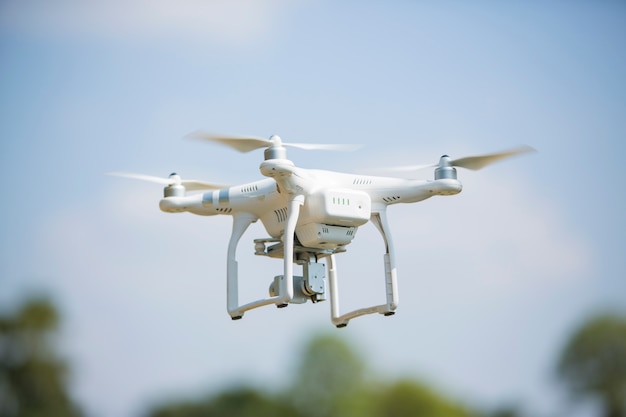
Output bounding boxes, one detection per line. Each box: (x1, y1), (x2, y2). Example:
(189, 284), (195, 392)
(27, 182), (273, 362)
(186, 132), (272, 153)
(390, 145), (536, 172)
(448, 145), (536, 170)
(186, 131), (362, 153)
(108, 172), (226, 190)
(285, 142), (362, 151)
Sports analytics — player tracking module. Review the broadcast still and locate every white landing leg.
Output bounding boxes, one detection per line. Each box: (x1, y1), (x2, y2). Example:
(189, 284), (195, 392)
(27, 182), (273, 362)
(226, 213), (257, 320)
(275, 194), (304, 308)
(226, 195), (304, 320)
(328, 210), (399, 328)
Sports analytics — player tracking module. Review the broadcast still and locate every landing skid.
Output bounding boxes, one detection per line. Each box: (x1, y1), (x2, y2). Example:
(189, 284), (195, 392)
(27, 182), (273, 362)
(226, 210), (399, 327)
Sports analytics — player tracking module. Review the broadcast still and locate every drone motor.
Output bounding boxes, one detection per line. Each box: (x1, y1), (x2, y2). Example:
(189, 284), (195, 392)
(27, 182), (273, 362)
(163, 173), (185, 197)
(434, 156), (458, 180)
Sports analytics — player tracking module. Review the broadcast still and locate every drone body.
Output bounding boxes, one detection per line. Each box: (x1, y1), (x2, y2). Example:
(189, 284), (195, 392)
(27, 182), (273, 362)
(112, 134), (533, 327)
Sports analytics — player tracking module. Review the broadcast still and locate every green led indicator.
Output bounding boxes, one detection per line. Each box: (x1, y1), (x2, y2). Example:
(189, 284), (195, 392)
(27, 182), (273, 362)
(333, 196), (351, 205)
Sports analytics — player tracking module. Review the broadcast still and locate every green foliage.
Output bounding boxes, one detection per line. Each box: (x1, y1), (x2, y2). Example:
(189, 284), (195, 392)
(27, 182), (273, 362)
(148, 387), (302, 417)
(0, 297), (82, 417)
(557, 313), (626, 417)
(287, 333), (367, 417)
(146, 333), (483, 417)
(8, 296), (626, 417)
(371, 379), (479, 417)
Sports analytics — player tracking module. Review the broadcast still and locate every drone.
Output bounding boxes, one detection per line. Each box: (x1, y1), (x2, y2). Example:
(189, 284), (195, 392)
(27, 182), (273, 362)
(111, 133), (534, 327)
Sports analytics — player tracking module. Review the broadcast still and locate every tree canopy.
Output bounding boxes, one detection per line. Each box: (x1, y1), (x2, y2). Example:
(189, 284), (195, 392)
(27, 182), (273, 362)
(557, 313), (626, 417)
(148, 386), (300, 417)
(6, 296), (624, 417)
(145, 333), (481, 417)
(0, 297), (83, 417)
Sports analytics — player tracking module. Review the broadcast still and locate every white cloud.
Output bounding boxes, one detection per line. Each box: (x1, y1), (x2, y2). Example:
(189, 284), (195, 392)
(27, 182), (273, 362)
(0, 0), (295, 46)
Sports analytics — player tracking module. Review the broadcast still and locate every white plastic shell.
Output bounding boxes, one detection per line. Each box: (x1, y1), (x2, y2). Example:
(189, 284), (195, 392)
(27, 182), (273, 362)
(299, 188), (371, 227)
(296, 223), (358, 249)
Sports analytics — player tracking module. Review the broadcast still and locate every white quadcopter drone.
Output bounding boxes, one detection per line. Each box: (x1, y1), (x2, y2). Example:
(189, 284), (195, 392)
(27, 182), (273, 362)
(111, 133), (534, 327)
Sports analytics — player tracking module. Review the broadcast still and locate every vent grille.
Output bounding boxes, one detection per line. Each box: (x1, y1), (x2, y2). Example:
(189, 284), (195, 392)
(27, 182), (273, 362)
(352, 178), (372, 185)
(382, 196), (401, 203)
(274, 207), (288, 223)
(240, 184), (258, 193)
(216, 207), (232, 213)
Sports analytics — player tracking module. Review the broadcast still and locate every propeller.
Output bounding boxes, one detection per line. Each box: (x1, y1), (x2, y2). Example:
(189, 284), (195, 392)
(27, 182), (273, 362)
(390, 145), (536, 172)
(107, 172), (226, 190)
(186, 131), (362, 153)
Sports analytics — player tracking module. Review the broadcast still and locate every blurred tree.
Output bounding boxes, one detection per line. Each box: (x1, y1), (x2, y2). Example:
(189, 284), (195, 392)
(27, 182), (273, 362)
(0, 296), (83, 417)
(371, 379), (480, 417)
(146, 332), (486, 417)
(287, 333), (367, 417)
(147, 386), (301, 417)
(486, 405), (522, 417)
(557, 313), (626, 417)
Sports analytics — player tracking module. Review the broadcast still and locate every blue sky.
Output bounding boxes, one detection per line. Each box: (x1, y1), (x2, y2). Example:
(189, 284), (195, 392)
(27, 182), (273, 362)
(1, 1), (625, 416)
